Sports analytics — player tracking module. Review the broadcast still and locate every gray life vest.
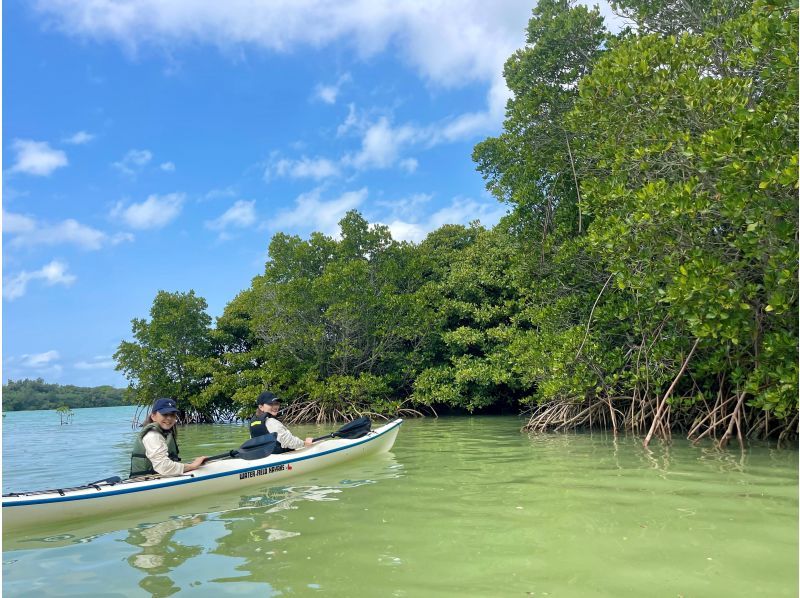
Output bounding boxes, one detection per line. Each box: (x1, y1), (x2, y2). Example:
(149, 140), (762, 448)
(130, 423), (181, 477)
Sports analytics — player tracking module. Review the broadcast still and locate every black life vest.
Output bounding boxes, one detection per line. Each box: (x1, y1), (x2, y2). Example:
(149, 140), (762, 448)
(249, 413), (294, 453)
(249, 412), (271, 438)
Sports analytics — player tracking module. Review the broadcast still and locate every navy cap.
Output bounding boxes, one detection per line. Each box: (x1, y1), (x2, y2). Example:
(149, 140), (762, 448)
(257, 391), (281, 405)
(153, 398), (179, 414)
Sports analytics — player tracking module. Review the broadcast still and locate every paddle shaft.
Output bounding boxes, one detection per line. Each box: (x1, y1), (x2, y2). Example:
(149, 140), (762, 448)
(205, 450), (236, 463)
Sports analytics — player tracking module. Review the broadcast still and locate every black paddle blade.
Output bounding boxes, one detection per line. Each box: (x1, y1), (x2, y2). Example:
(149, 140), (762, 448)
(333, 416), (371, 438)
(240, 433), (278, 452)
(312, 417), (372, 442)
(206, 433), (278, 463)
(233, 435), (278, 461)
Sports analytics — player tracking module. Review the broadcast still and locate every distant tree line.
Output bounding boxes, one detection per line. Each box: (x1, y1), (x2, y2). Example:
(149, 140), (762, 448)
(114, 0), (797, 446)
(2, 378), (134, 412)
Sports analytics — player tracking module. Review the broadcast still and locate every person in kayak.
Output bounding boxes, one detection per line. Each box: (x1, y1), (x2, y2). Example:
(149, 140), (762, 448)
(249, 391), (313, 453)
(130, 398), (208, 477)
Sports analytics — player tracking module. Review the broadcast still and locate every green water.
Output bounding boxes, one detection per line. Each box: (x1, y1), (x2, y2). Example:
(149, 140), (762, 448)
(2, 407), (797, 596)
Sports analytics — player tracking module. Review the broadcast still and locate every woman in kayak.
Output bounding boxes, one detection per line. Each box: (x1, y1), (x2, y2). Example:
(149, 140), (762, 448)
(249, 391), (313, 453)
(130, 398), (208, 477)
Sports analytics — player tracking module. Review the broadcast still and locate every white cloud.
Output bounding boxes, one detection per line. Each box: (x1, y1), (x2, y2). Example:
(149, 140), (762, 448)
(383, 220), (428, 243)
(337, 103), (360, 137)
(32, 2), (625, 152)
(399, 158), (418, 173)
(32, 2), (530, 84)
(10, 139), (68, 176)
(313, 72), (351, 104)
(269, 156), (341, 181)
(316, 85), (338, 104)
(428, 196), (508, 230)
(74, 356), (116, 370)
(376, 193), (433, 220)
(344, 117), (424, 170)
(206, 199), (257, 232)
(111, 193), (185, 229)
(4, 261), (77, 301)
(21, 350), (61, 367)
(3, 211), (134, 250)
(4, 212), (38, 234)
(64, 131), (94, 144)
(271, 187), (367, 236)
(160, 161), (176, 172)
(33, 2), (540, 140)
(377, 195), (507, 243)
(113, 149), (153, 175)
(203, 187), (238, 201)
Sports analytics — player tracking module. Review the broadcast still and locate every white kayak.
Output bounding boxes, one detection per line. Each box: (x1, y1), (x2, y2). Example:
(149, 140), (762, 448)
(3, 418), (402, 534)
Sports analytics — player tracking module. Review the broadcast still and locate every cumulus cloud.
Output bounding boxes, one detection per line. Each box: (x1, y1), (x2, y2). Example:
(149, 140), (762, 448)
(32, 2), (530, 83)
(336, 105), (357, 138)
(427, 196), (507, 230)
(201, 187), (239, 202)
(3, 210), (133, 250)
(10, 139), (68, 176)
(4, 261), (77, 301)
(377, 195), (507, 243)
(21, 350), (61, 367)
(383, 220), (428, 243)
(206, 199), (257, 234)
(268, 156), (341, 181)
(74, 356), (116, 370)
(32, 1), (539, 139)
(160, 161), (176, 172)
(64, 131), (94, 144)
(271, 187), (367, 236)
(344, 117), (424, 170)
(113, 149), (153, 176)
(399, 158), (418, 173)
(313, 72), (351, 104)
(376, 193), (433, 220)
(111, 193), (185, 229)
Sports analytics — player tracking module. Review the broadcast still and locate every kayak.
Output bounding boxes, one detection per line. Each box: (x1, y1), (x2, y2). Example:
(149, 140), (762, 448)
(3, 418), (402, 534)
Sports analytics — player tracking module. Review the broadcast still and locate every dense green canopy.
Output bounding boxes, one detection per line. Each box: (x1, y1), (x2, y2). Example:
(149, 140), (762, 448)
(114, 0), (797, 445)
(2, 378), (134, 411)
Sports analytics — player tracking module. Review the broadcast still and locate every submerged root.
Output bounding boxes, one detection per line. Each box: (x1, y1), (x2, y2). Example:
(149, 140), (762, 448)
(278, 398), (431, 425)
(524, 393), (797, 447)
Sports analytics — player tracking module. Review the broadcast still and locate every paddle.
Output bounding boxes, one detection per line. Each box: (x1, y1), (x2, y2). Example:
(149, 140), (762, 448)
(312, 417), (371, 442)
(205, 432), (278, 463)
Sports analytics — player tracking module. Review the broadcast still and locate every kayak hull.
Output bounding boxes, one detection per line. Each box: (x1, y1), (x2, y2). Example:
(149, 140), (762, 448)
(3, 418), (401, 534)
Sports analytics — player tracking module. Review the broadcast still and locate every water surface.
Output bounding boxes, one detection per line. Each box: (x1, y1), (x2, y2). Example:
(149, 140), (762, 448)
(3, 407), (797, 596)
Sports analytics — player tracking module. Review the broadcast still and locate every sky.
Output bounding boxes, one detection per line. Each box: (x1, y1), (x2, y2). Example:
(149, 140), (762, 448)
(3, 0), (618, 388)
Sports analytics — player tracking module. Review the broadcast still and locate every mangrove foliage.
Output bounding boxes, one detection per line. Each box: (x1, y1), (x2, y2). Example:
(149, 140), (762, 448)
(114, 0), (798, 446)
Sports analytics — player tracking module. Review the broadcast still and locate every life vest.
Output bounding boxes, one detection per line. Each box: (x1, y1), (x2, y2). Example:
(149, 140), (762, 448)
(249, 412), (270, 438)
(249, 413), (293, 453)
(130, 423), (181, 477)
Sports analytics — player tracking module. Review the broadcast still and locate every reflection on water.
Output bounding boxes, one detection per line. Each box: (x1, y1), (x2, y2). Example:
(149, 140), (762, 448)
(3, 415), (797, 597)
(126, 516), (206, 598)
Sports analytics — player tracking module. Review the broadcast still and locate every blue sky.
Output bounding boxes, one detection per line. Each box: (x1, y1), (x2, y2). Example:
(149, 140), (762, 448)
(3, 0), (617, 387)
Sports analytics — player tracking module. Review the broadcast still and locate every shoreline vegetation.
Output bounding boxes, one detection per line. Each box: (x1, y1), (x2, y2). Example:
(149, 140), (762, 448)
(106, 1), (796, 447)
(2, 379), (135, 412)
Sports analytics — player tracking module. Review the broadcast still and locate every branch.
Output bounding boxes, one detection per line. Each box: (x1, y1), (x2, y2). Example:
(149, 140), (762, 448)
(575, 273), (614, 359)
(643, 337), (700, 448)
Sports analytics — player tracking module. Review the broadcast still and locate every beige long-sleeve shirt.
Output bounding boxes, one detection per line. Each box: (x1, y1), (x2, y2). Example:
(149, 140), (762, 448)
(265, 418), (306, 450)
(142, 430), (185, 476)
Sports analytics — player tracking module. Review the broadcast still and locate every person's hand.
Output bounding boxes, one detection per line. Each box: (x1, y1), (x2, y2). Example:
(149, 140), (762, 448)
(185, 456), (207, 472)
(304, 437), (313, 447)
